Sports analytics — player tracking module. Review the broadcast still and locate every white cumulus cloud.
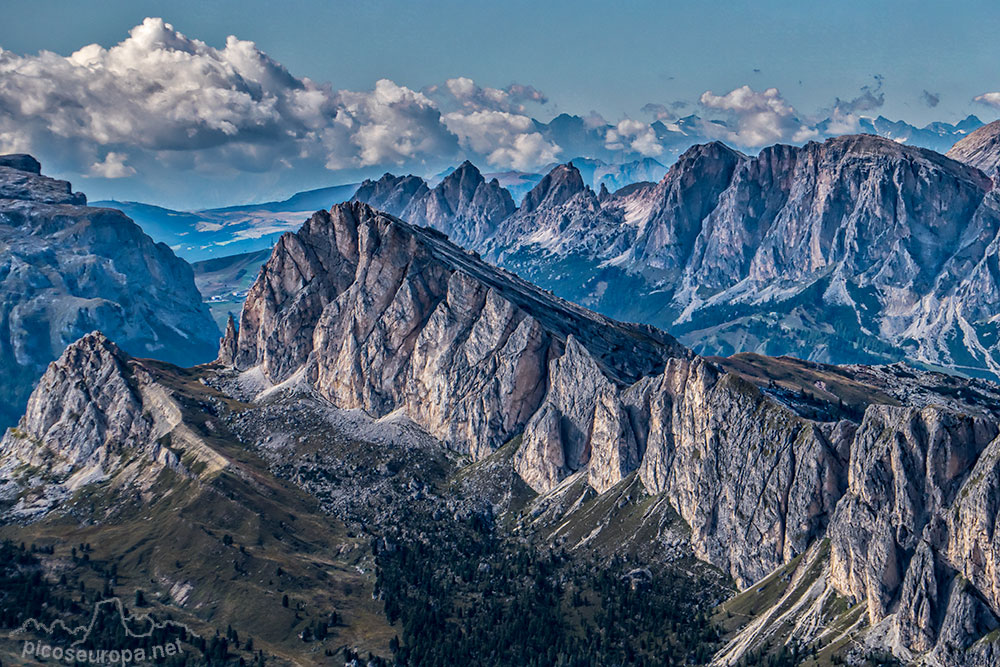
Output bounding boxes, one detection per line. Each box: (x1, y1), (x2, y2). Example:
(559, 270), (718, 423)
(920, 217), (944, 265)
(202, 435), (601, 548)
(0, 17), (564, 195)
(443, 110), (559, 171)
(604, 119), (663, 157)
(89, 152), (136, 178)
(699, 85), (817, 147)
(974, 92), (1000, 109)
(330, 80), (458, 168)
(427, 77), (548, 114)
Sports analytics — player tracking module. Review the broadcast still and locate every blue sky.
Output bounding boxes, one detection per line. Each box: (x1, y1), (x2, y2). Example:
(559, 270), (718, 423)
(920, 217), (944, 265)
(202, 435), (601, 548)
(5, 0), (998, 124)
(1, 0), (998, 207)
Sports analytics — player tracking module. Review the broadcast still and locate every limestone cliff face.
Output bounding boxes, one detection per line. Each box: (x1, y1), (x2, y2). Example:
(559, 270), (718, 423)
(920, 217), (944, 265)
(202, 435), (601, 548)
(219, 197), (1000, 663)
(0, 155), (220, 427)
(514, 336), (619, 492)
(948, 119), (1000, 181)
(811, 400), (1000, 663)
(516, 348), (852, 586)
(829, 406), (998, 623)
(710, 393), (1000, 664)
(352, 161), (515, 249)
(227, 201), (685, 460)
(948, 433), (1000, 611)
(465, 137), (1000, 379)
(625, 357), (851, 586)
(0, 332), (228, 521)
(516, 348), (852, 587)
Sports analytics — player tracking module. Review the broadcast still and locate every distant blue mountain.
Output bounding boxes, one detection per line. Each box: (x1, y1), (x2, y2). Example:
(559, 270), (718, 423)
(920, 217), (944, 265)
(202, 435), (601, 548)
(93, 182), (358, 261)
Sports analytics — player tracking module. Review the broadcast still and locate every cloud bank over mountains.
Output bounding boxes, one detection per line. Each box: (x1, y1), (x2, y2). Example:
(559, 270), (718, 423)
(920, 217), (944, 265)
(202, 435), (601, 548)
(0, 17), (993, 208)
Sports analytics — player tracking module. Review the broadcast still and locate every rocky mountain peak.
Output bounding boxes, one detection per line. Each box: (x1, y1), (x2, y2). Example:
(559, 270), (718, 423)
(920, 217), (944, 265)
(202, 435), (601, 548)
(676, 140), (745, 164)
(947, 119), (1000, 181)
(0, 331), (146, 519)
(351, 173), (429, 217)
(0, 154), (87, 205)
(62, 330), (124, 363)
(520, 162), (589, 213)
(434, 159), (484, 211)
(229, 200), (686, 460)
(0, 158), (220, 426)
(820, 133), (991, 181)
(448, 159), (482, 181)
(352, 161), (514, 248)
(0, 328), (235, 520)
(0, 153), (42, 174)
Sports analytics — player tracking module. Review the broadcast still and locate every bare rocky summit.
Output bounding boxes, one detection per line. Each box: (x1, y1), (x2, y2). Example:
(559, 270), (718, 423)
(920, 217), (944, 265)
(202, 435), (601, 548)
(0, 332), (218, 520)
(352, 161), (515, 249)
(948, 119), (1000, 181)
(351, 135), (1000, 379)
(226, 200), (685, 461)
(0, 155), (219, 427)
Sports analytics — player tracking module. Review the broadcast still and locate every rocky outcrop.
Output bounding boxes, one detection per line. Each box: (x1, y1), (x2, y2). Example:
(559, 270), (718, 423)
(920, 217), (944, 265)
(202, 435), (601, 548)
(480, 135), (1000, 379)
(604, 142), (744, 288)
(406, 161), (516, 247)
(230, 201), (686, 461)
(948, 119), (1000, 181)
(0, 158), (86, 205)
(519, 162), (588, 213)
(352, 162), (515, 248)
(0, 154), (41, 174)
(709, 396), (1000, 664)
(0, 334), (169, 519)
(946, 432), (1000, 614)
(0, 156), (220, 427)
(0, 332), (232, 521)
(218, 314), (238, 365)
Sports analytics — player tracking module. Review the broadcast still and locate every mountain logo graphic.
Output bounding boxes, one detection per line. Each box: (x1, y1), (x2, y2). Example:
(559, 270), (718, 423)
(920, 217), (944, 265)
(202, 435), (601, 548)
(11, 597), (198, 664)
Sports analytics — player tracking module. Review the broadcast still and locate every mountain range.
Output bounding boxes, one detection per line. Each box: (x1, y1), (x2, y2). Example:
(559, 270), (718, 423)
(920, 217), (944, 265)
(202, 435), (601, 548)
(92, 155), (668, 263)
(6, 198), (1000, 664)
(348, 124), (1000, 384)
(92, 182), (359, 262)
(534, 111), (984, 166)
(92, 112), (985, 264)
(3, 109), (1000, 667)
